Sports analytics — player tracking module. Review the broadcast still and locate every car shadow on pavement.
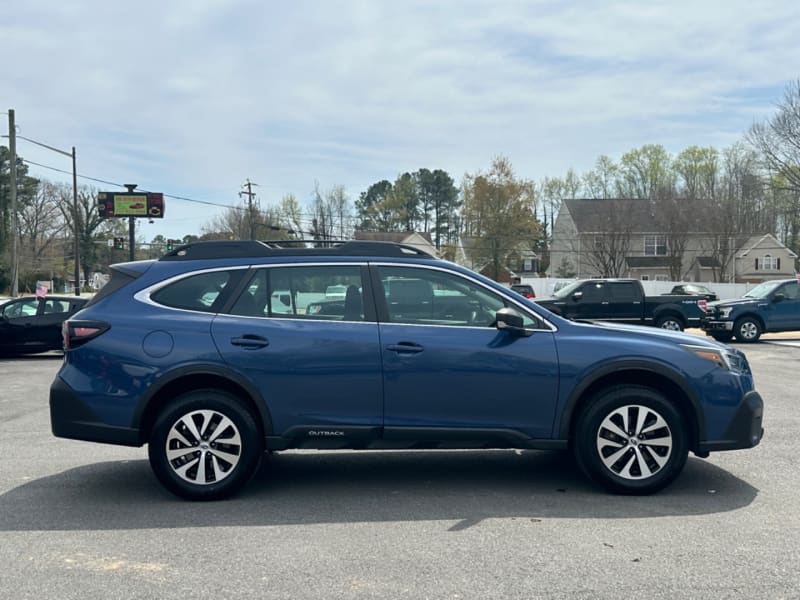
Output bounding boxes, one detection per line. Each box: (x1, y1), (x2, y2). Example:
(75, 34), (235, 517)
(0, 450), (757, 532)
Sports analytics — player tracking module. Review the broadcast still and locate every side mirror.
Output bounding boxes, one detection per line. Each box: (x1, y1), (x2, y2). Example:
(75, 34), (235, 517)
(495, 308), (532, 337)
(773, 293), (785, 303)
(572, 291), (583, 302)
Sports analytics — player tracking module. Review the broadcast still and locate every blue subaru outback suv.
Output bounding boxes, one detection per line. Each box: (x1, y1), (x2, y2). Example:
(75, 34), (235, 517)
(50, 240), (763, 500)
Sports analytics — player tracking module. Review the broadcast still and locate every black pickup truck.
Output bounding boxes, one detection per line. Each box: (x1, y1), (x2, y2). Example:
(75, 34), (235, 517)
(536, 279), (707, 330)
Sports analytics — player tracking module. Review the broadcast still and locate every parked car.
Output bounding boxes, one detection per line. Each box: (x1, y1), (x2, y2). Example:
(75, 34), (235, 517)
(510, 283), (535, 298)
(702, 278), (800, 343)
(536, 279), (707, 331)
(0, 295), (88, 356)
(667, 283), (718, 302)
(50, 240), (763, 500)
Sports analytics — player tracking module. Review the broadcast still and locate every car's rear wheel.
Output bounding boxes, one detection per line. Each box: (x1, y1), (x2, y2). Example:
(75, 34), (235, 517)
(734, 317), (762, 343)
(574, 385), (688, 495)
(656, 315), (684, 331)
(148, 390), (262, 500)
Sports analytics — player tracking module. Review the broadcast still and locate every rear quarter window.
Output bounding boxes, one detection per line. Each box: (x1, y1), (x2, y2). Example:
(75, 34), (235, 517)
(151, 271), (234, 312)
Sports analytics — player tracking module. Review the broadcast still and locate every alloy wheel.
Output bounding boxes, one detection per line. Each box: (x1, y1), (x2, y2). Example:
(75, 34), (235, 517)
(165, 409), (243, 485)
(595, 404), (673, 480)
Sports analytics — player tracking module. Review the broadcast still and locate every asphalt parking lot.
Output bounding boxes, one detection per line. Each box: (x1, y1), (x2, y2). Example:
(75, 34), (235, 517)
(1, 339), (799, 599)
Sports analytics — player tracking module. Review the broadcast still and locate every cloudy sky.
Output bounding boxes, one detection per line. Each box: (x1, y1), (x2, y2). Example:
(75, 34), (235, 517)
(3, 0), (800, 240)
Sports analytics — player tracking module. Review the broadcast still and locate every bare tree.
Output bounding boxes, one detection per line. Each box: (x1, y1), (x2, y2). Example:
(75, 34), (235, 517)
(578, 202), (635, 278)
(748, 79), (800, 195)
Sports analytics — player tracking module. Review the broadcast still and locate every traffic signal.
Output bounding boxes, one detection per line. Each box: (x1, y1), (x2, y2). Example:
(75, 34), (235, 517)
(166, 239), (175, 251)
(114, 237), (124, 250)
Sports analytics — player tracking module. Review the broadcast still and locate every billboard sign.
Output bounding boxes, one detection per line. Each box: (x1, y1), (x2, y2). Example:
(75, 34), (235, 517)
(97, 192), (165, 218)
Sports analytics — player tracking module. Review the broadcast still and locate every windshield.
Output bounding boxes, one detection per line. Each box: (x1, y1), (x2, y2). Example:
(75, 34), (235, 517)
(743, 280), (783, 299)
(551, 280), (584, 299)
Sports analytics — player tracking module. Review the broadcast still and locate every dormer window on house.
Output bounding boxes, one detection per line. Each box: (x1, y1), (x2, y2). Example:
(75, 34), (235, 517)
(644, 235), (667, 256)
(756, 254), (780, 270)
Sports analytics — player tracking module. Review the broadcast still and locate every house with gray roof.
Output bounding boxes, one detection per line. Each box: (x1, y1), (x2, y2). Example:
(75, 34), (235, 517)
(353, 231), (438, 257)
(547, 199), (797, 283)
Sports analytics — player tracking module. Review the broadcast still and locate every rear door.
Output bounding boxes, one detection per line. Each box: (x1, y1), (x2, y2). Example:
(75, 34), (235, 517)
(609, 281), (642, 322)
(211, 264), (384, 437)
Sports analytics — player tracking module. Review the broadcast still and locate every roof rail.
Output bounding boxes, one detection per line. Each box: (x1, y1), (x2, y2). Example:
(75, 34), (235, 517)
(159, 239), (436, 261)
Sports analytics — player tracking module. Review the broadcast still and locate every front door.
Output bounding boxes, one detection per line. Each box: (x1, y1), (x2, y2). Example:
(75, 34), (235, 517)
(769, 281), (800, 330)
(375, 265), (560, 440)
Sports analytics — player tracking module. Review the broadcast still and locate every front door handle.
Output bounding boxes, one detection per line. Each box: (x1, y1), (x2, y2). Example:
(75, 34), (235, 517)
(230, 334), (270, 349)
(386, 342), (424, 354)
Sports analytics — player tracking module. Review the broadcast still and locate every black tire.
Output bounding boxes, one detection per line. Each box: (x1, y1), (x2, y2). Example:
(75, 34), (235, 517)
(710, 332), (734, 343)
(148, 390), (262, 500)
(573, 385), (689, 495)
(734, 317), (762, 343)
(655, 314), (684, 331)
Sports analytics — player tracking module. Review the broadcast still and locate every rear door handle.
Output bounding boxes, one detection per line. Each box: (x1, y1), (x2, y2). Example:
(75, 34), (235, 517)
(386, 342), (424, 354)
(230, 334), (270, 349)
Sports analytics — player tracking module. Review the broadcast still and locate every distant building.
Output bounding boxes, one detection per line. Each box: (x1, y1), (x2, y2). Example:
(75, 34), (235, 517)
(352, 231), (437, 257)
(548, 199), (797, 282)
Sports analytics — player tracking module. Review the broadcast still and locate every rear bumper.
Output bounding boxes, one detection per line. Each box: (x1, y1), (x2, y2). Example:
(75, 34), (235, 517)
(697, 390), (764, 453)
(49, 378), (142, 447)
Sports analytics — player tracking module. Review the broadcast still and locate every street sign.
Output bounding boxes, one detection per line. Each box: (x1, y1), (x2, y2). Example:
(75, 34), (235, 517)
(97, 191), (165, 219)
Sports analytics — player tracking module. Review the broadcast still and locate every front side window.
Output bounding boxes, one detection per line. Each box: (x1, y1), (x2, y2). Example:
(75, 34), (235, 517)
(580, 283), (605, 302)
(230, 265), (365, 321)
(378, 265), (541, 328)
(1, 298), (40, 319)
(644, 235), (667, 256)
(43, 299), (70, 314)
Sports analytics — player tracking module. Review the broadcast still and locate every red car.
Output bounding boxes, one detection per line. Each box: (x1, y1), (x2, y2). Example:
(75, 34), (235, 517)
(510, 284), (535, 298)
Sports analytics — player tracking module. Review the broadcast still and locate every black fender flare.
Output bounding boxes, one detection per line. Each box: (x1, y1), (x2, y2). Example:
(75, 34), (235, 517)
(131, 363), (274, 442)
(556, 359), (705, 447)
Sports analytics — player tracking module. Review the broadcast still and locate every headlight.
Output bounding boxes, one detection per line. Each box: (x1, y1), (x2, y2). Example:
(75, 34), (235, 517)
(719, 307), (733, 318)
(682, 344), (746, 373)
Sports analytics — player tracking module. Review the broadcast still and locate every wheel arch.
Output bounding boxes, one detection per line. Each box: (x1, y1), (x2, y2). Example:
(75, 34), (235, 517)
(559, 363), (703, 453)
(653, 307), (686, 328)
(734, 312), (766, 332)
(133, 365), (272, 444)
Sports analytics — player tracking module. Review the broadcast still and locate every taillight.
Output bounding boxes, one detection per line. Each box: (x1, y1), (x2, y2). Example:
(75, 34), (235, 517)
(63, 320), (110, 349)
(526, 292), (535, 299)
(698, 299), (707, 312)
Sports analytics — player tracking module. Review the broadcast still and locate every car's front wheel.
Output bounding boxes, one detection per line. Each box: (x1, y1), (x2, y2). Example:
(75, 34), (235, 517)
(734, 317), (762, 343)
(574, 385), (688, 495)
(148, 390), (262, 500)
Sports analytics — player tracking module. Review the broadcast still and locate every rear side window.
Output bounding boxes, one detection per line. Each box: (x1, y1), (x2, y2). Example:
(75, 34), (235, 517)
(43, 300), (70, 314)
(610, 282), (638, 301)
(152, 271), (233, 312)
(229, 265), (365, 320)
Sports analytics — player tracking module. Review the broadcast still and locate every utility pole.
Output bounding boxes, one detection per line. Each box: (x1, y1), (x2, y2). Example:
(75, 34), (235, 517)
(125, 184), (137, 261)
(8, 109), (19, 297)
(239, 179), (258, 240)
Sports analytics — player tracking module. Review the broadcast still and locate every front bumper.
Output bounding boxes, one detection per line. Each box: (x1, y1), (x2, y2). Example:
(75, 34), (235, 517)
(697, 390), (764, 453)
(701, 318), (734, 332)
(49, 378), (142, 447)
